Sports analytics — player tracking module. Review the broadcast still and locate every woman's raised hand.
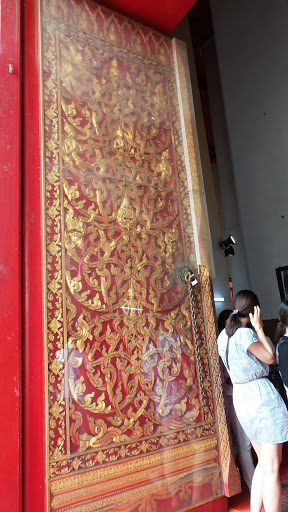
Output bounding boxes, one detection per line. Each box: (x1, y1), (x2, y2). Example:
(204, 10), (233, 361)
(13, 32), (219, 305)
(249, 305), (263, 332)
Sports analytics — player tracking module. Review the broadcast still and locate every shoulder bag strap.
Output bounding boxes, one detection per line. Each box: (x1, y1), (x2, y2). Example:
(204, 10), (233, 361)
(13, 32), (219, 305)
(225, 337), (230, 371)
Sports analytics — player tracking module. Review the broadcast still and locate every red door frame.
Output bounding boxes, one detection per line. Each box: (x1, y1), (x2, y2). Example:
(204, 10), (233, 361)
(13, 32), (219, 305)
(0, 0), (22, 510)
(23, 0), (47, 510)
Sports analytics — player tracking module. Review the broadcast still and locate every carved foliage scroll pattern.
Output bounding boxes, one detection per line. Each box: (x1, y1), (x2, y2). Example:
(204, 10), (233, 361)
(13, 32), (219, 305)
(49, 422), (216, 477)
(46, 0), (173, 69)
(44, 24), (67, 459)
(199, 266), (241, 496)
(51, 462), (222, 512)
(43, 5), (221, 510)
(58, 27), (202, 455)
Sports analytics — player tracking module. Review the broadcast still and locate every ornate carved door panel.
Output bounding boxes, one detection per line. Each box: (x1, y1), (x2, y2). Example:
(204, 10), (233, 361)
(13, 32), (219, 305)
(24, 0), (238, 510)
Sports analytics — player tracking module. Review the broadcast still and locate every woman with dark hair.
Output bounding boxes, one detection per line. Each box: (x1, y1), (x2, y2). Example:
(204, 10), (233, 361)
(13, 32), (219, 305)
(218, 290), (288, 512)
(276, 298), (288, 397)
(218, 309), (255, 491)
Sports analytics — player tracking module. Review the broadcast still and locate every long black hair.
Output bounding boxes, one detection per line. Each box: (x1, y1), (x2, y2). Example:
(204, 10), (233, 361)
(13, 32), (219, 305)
(225, 290), (260, 338)
(218, 309), (232, 333)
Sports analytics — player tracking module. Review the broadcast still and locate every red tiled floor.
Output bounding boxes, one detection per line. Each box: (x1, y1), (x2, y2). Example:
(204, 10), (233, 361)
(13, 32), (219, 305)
(228, 444), (288, 512)
(228, 488), (250, 512)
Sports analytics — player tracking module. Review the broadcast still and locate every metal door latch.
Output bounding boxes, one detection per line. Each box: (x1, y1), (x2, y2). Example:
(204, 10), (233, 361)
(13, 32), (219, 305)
(180, 266), (198, 286)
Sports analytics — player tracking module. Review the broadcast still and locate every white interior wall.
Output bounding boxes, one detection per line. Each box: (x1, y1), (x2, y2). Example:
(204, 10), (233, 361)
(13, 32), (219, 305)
(202, 39), (250, 297)
(210, 0), (288, 318)
(173, 17), (250, 316)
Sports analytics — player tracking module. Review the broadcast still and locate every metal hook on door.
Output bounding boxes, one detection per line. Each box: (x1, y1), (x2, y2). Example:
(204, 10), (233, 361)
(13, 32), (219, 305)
(180, 266), (198, 286)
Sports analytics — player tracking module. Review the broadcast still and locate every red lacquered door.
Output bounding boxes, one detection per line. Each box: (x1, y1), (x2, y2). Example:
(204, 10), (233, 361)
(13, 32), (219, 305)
(22, 1), (237, 511)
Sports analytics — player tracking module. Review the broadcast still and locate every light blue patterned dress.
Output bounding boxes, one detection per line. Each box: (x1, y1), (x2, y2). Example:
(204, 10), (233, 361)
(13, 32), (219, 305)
(218, 327), (288, 443)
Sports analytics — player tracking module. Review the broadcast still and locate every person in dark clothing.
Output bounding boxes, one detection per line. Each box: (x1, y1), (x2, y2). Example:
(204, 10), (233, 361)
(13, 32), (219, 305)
(276, 299), (288, 397)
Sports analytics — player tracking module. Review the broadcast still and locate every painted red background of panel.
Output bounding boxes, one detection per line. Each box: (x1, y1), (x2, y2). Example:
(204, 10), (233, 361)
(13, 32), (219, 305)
(97, 0), (198, 34)
(0, 0), (22, 510)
